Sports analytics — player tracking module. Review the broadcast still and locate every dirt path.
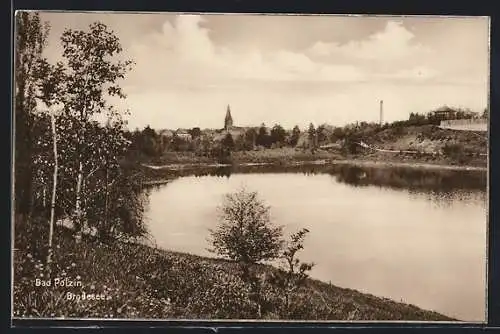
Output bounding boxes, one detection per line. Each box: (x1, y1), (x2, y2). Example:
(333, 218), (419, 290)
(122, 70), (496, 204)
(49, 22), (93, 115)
(328, 159), (487, 172)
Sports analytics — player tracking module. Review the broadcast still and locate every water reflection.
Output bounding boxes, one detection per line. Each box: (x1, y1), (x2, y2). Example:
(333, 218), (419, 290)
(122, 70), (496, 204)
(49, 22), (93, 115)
(198, 166), (233, 178)
(331, 165), (486, 193)
(150, 164), (486, 195)
(411, 189), (487, 209)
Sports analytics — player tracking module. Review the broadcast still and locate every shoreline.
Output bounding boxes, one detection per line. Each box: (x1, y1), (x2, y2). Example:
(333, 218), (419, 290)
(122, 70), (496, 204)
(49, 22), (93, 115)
(141, 158), (487, 173)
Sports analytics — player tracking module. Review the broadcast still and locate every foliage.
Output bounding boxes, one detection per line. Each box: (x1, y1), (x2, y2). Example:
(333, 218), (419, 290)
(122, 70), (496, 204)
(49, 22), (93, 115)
(290, 125), (301, 147)
(342, 135), (361, 155)
(331, 127), (346, 141)
(270, 124), (287, 147)
(308, 123), (317, 151)
(408, 112), (429, 126)
(268, 228), (314, 317)
(221, 133), (235, 151)
(441, 143), (473, 164)
(243, 128), (258, 150)
(14, 17), (146, 249)
(256, 123), (272, 148)
(135, 126), (162, 156)
(189, 127), (202, 139)
(308, 123), (316, 140)
(208, 189), (316, 318)
(209, 188), (283, 279)
(316, 124), (329, 145)
(482, 108), (489, 119)
(47, 22), (135, 239)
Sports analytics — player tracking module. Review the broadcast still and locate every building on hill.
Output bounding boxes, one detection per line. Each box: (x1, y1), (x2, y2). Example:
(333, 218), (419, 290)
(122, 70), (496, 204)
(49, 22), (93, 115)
(224, 105), (234, 130)
(428, 106), (478, 121)
(429, 107), (457, 120)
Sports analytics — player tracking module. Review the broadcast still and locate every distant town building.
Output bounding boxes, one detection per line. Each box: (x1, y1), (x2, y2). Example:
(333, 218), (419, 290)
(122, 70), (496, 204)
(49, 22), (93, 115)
(157, 129), (174, 148)
(158, 129), (174, 138)
(211, 105), (249, 142)
(174, 129), (191, 141)
(224, 105), (234, 130)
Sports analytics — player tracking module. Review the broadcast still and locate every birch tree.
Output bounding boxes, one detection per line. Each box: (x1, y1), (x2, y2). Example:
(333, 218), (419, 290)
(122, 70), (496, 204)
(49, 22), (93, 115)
(54, 22), (134, 241)
(15, 13), (68, 269)
(32, 56), (66, 273)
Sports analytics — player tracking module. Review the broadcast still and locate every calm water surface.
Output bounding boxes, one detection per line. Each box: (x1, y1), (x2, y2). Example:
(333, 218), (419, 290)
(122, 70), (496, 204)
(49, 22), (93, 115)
(144, 168), (487, 322)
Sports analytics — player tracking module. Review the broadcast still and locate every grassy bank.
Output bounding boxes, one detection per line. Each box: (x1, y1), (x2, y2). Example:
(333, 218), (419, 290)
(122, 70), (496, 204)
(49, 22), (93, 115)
(140, 147), (486, 171)
(13, 225), (454, 321)
(233, 148), (487, 168)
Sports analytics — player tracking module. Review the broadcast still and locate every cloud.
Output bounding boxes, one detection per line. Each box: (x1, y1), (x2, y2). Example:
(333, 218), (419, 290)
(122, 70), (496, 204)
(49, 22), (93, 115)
(127, 14), (368, 87)
(308, 21), (432, 61)
(127, 17), (448, 92)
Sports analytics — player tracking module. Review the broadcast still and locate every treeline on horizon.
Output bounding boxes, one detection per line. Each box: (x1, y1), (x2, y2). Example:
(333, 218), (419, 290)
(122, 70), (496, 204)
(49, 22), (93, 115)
(128, 106), (488, 161)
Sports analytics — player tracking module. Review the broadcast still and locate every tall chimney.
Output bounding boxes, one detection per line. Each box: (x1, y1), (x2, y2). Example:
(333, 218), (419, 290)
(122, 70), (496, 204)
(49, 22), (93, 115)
(379, 100), (384, 125)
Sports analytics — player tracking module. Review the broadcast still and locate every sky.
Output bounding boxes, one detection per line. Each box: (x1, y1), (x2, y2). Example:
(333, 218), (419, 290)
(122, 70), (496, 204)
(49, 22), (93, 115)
(37, 12), (489, 130)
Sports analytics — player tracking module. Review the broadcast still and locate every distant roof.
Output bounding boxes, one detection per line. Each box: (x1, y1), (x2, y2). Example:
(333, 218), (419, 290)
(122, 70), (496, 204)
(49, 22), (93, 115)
(158, 129), (174, 135)
(432, 109), (455, 114)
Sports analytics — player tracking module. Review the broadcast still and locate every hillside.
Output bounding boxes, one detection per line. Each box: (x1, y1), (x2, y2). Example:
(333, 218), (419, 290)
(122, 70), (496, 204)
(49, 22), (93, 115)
(13, 226), (455, 321)
(354, 125), (487, 167)
(363, 125), (487, 154)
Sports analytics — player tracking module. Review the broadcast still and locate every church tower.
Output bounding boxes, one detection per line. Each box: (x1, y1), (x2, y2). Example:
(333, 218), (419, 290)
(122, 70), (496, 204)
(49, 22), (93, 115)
(224, 104), (233, 130)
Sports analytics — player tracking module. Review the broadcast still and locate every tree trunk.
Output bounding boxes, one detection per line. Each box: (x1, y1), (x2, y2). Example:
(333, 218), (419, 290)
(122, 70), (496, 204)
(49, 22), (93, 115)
(47, 113), (58, 278)
(26, 115), (34, 222)
(42, 186), (46, 208)
(284, 293), (289, 318)
(74, 161), (83, 243)
(103, 163), (109, 241)
(14, 78), (26, 215)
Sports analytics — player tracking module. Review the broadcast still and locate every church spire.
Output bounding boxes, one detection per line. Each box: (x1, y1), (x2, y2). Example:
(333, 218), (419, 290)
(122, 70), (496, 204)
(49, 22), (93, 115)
(224, 104), (233, 130)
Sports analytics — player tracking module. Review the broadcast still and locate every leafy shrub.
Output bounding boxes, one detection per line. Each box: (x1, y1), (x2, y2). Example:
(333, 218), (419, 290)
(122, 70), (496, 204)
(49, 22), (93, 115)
(208, 188), (283, 276)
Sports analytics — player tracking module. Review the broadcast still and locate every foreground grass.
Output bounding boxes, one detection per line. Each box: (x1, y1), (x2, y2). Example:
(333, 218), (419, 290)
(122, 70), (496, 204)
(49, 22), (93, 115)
(13, 225), (454, 321)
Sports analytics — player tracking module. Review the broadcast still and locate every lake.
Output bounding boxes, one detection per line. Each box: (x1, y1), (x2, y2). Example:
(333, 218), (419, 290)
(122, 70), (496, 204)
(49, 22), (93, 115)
(144, 165), (487, 322)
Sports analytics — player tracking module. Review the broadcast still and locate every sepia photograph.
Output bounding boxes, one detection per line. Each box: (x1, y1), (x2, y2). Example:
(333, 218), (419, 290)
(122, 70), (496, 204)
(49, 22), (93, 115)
(12, 11), (489, 322)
